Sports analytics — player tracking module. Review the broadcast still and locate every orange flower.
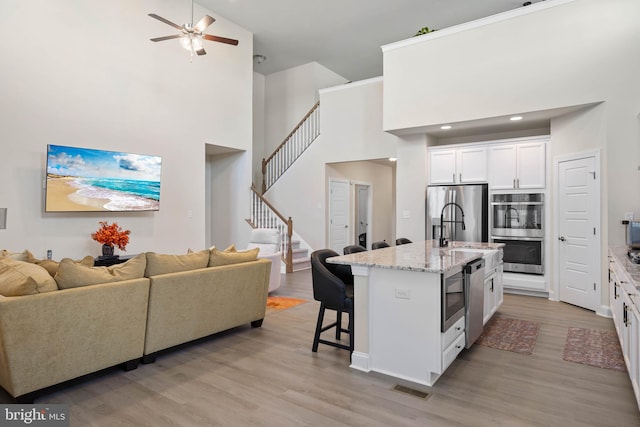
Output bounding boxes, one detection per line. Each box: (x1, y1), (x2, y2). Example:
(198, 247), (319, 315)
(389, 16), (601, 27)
(91, 221), (130, 251)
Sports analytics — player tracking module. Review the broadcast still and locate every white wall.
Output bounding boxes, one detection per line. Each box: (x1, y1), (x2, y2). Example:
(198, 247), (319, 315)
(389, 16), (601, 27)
(263, 62), (348, 156)
(383, 0), (640, 250)
(265, 79), (397, 250)
(326, 161), (395, 247)
(0, 0), (253, 259)
(252, 72), (266, 187)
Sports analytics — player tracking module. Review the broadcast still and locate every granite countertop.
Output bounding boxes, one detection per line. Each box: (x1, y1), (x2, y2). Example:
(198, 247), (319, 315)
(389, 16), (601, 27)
(610, 246), (640, 290)
(327, 240), (504, 274)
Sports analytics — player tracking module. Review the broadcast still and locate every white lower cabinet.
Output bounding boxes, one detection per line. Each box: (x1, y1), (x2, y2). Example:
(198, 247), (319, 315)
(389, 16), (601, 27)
(441, 316), (466, 371)
(483, 265), (504, 325)
(608, 249), (640, 409)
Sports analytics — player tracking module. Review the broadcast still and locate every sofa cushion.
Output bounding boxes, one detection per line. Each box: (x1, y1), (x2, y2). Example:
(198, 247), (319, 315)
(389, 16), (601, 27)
(55, 253), (147, 289)
(0, 258), (58, 296)
(209, 247), (260, 267)
(144, 250), (209, 277)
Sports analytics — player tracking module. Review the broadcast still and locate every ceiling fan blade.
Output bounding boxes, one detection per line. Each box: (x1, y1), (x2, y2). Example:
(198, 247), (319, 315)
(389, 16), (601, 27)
(196, 47), (207, 56)
(148, 13), (183, 31)
(194, 15), (215, 33)
(202, 34), (239, 46)
(150, 34), (183, 42)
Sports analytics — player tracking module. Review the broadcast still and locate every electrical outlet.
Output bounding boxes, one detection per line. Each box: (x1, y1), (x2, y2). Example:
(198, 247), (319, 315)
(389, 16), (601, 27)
(403, 210), (411, 219)
(395, 288), (411, 299)
(625, 212), (634, 221)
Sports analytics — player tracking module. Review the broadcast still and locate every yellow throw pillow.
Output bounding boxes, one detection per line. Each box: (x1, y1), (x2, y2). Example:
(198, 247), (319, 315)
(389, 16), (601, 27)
(144, 250), (210, 277)
(55, 253), (146, 289)
(30, 255), (95, 277)
(0, 249), (33, 262)
(0, 258), (58, 296)
(208, 247), (259, 267)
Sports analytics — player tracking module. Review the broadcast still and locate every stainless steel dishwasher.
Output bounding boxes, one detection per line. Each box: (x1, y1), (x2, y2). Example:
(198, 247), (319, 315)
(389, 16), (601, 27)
(464, 258), (485, 348)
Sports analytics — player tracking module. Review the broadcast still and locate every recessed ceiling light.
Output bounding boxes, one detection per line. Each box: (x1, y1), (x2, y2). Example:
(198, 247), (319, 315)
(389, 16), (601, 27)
(388, 157), (397, 162)
(440, 125), (452, 130)
(510, 116), (523, 121)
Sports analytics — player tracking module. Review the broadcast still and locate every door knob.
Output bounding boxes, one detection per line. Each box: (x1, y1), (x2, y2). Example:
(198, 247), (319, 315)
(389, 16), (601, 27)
(558, 236), (566, 242)
(344, 225), (348, 228)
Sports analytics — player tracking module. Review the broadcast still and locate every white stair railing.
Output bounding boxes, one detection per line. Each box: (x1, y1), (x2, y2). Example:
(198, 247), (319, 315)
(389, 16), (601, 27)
(262, 101), (320, 193)
(248, 186), (294, 273)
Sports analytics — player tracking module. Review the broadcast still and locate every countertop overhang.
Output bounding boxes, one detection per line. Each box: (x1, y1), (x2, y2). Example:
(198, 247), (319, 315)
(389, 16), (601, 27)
(327, 240), (504, 274)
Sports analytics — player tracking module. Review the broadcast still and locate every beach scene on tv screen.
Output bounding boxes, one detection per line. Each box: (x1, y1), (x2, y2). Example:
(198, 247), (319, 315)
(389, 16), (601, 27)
(46, 145), (161, 212)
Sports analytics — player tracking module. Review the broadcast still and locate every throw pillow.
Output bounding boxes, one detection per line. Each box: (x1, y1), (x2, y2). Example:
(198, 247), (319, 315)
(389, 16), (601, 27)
(0, 258), (58, 296)
(0, 249), (33, 262)
(55, 253), (146, 289)
(209, 247), (260, 267)
(144, 250), (209, 277)
(29, 255), (95, 277)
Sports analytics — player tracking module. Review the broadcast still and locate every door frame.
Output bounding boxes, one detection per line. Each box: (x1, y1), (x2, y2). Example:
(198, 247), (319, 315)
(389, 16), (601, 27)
(552, 149), (603, 314)
(352, 180), (373, 250)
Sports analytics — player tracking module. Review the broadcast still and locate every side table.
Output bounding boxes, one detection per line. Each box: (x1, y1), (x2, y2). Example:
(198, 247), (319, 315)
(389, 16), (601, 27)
(94, 254), (137, 267)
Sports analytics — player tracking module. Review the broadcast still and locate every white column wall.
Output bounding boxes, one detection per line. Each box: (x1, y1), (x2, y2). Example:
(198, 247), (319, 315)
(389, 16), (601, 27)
(0, 0), (253, 259)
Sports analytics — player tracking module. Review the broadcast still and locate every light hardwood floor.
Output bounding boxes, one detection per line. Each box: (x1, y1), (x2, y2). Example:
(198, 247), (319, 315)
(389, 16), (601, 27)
(3, 269), (639, 426)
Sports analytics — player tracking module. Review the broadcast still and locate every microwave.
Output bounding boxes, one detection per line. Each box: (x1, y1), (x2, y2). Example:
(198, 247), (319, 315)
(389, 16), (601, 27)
(627, 221), (640, 249)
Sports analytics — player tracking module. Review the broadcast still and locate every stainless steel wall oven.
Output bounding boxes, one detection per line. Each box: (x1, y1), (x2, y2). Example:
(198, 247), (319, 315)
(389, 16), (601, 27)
(491, 193), (544, 275)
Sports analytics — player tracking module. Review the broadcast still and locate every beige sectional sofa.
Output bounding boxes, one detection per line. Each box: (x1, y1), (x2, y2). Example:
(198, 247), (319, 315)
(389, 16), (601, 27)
(0, 278), (150, 401)
(0, 247), (271, 402)
(143, 258), (271, 361)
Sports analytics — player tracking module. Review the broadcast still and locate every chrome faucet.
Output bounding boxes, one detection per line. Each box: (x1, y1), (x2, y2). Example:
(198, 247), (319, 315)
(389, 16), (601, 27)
(439, 202), (466, 247)
(504, 207), (520, 228)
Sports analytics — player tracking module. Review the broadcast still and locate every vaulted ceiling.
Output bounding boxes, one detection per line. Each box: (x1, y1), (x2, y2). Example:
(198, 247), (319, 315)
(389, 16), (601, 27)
(199, 0), (541, 81)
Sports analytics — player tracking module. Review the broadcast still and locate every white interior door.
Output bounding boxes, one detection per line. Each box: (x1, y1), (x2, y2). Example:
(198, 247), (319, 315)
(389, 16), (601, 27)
(329, 178), (350, 254)
(557, 155), (599, 311)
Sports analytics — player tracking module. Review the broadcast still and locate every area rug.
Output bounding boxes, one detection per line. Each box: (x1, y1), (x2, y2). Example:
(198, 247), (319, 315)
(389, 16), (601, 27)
(476, 316), (540, 355)
(265, 296), (307, 315)
(562, 327), (626, 372)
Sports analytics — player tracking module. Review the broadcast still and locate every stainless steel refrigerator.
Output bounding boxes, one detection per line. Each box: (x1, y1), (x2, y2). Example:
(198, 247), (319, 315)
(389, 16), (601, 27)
(426, 184), (488, 244)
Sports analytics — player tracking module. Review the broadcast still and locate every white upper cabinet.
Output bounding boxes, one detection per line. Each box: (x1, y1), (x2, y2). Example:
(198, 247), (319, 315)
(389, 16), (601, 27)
(489, 141), (546, 190)
(429, 147), (487, 185)
(429, 150), (457, 184)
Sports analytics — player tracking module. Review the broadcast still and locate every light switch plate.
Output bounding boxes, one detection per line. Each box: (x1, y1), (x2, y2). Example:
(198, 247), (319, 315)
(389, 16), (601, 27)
(0, 208), (6, 229)
(395, 288), (411, 299)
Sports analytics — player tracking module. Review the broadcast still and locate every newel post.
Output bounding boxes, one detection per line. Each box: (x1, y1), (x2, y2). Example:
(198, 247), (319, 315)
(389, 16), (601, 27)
(286, 217), (293, 273)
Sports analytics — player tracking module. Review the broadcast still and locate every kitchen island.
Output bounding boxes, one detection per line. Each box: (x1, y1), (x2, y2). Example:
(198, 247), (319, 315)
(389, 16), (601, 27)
(328, 240), (503, 386)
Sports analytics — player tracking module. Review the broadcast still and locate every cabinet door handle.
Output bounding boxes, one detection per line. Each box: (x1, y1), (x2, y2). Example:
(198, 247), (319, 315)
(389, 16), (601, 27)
(459, 173), (462, 183)
(517, 178), (520, 188)
(513, 179), (516, 188)
(456, 345), (462, 349)
(456, 326), (461, 331)
(453, 173), (456, 183)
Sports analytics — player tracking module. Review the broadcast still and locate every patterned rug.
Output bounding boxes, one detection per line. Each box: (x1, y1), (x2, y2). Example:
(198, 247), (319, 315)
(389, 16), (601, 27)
(563, 327), (626, 372)
(476, 316), (540, 355)
(265, 296), (307, 315)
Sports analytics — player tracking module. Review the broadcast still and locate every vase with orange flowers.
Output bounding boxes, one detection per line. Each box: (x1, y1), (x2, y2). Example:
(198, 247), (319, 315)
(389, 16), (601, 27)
(91, 221), (130, 257)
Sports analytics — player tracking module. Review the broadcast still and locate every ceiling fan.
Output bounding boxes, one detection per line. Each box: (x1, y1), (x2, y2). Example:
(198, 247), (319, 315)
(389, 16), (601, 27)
(148, 0), (238, 58)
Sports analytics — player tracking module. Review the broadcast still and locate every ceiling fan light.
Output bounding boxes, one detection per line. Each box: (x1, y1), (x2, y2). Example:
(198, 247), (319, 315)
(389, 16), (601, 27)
(180, 34), (203, 52)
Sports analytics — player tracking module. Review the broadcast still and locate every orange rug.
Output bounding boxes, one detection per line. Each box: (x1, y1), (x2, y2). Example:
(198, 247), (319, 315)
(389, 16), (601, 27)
(266, 296), (307, 315)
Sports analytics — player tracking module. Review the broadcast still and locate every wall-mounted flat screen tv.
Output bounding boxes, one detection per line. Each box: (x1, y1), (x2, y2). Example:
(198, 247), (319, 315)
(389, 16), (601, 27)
(46, 144), (162, 212)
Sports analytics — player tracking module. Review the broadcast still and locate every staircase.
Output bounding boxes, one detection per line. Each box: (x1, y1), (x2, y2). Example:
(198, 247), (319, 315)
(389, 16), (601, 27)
(248, 186), (311, 272)
(290, 238), (310, 271)
(262, 101), (320, 193)
(249, 102), (321, 273)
